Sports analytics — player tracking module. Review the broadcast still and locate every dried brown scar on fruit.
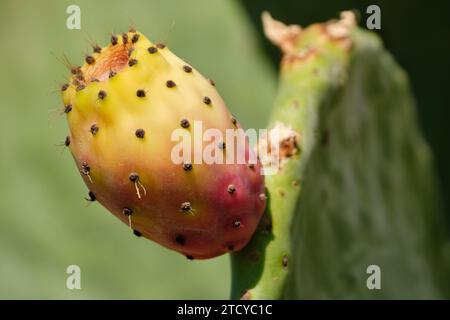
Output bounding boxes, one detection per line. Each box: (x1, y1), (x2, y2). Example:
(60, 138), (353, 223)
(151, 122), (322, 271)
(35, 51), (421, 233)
(80, 40), (133, 83)
(256, 122), (300, 170)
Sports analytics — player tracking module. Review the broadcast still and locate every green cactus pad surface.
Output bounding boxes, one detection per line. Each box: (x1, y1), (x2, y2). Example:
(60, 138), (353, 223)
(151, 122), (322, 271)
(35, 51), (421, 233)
(231, 12), (450, 299)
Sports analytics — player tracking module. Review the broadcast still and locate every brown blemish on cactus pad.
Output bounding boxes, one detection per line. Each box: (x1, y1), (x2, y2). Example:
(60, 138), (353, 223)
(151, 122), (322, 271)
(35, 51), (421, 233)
(256, 122), (300, 171)
(279, 134), (300, 159)
(282, 255), (288, 268)
(209, 79), (215, 86)
(61, 83), (69, 92)
(183, 65), (192, 73)
(135, 128), (145, 138)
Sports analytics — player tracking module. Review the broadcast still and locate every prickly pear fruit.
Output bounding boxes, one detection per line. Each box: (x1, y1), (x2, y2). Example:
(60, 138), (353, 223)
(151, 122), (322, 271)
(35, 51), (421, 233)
(61, 30), (266, 259)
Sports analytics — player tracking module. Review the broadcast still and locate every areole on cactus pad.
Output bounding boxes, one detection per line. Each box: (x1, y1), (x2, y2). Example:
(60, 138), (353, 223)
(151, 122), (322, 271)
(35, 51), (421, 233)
(61, 29), (266, 259)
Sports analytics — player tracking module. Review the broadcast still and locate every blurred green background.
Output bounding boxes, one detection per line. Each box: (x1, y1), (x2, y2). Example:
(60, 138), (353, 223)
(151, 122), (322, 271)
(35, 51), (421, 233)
(1, 0), (449, 299)
(0, 0), (275, 299)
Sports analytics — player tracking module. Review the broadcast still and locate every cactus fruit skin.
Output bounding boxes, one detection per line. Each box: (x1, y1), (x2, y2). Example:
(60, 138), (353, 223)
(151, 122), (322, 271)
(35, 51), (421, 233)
(62, 31), (266, 259)
(231, 12), (450, 299)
